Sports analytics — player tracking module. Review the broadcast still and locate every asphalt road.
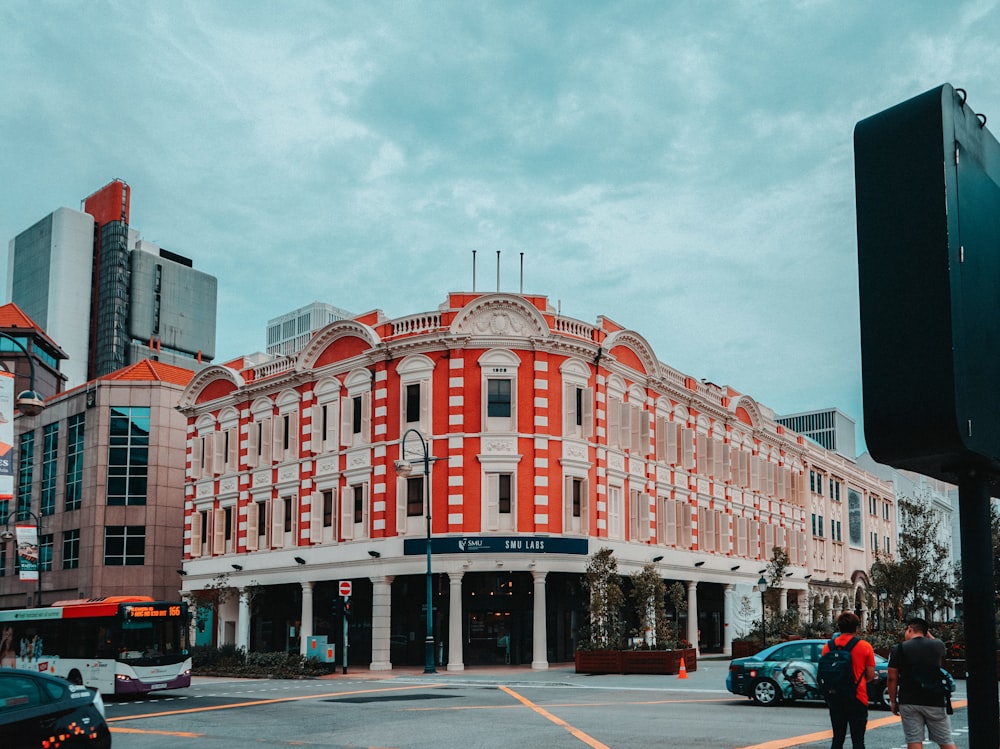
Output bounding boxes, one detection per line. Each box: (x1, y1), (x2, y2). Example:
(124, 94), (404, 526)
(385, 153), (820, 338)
(102, 659), (972, 749)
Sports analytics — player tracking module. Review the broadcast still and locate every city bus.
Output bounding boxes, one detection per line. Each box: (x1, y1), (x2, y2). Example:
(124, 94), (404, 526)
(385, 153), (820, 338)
(0, 595), (192, 695)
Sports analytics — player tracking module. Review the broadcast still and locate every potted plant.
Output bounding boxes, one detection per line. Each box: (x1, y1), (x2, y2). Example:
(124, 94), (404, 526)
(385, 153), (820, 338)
(575, 549), (696, 674)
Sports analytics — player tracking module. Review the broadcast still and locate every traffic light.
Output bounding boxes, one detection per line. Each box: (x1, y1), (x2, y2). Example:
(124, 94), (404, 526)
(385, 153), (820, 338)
(332, 597), (341, 619)
(343, 598), (352, 620)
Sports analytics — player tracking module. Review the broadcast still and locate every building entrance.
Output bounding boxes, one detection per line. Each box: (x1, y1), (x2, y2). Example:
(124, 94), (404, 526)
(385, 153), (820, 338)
(467, 611), (511, 665)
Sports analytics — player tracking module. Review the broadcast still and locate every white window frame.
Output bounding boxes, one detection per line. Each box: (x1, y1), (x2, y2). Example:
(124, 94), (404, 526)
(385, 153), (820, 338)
(479, 349), (520, 433)
(398, 355), (434, 436)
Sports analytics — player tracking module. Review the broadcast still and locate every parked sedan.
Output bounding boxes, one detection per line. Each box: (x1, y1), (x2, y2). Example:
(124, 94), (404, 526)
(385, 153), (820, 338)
(726, 639), (889, 707)
(0, 670), (112, 748)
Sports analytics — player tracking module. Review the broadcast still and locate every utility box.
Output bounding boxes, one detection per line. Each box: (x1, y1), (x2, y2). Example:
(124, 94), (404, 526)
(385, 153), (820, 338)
(855, 83), (1000, 482)
(306, 635), (335, 663)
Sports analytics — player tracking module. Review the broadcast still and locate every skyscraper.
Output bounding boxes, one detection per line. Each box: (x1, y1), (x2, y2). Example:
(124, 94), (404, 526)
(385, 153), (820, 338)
(5, 180), (217, 388)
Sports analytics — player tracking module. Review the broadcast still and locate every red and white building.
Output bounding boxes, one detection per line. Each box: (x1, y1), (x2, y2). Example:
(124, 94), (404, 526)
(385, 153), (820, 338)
(178, 291), (894, 669)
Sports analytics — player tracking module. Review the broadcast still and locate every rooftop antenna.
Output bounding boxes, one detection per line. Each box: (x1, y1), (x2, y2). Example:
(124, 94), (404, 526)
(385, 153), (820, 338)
(496, 250), (501, 292)
(520, 252), (524, 293)
(472, 250), (477, 292)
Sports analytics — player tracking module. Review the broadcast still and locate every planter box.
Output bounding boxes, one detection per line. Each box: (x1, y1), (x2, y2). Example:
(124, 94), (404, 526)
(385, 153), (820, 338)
(731, 641), (762, 659)
(576, 647), (696, 675)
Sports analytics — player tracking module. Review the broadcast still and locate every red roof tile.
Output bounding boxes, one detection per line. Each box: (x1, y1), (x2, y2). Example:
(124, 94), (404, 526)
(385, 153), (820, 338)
(102, 359), (196, 387)
(0, 302), (66, 354)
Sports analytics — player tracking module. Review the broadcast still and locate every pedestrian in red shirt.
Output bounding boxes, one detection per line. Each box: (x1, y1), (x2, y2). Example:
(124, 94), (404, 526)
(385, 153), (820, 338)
(822, 612), (876, 749)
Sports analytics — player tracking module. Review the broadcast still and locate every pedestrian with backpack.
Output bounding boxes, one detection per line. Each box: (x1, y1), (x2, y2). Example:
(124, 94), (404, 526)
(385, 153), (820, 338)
(886, 617), (957, 749)
(819, 612), (876, 749)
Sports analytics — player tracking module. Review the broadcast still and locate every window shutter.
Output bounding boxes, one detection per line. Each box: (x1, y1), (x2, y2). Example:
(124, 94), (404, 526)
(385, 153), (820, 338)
(419, 381), (431, 434)
(191, 437), (203, 479)
(682, 428), (695, 470)
(582, 388), (594, 437)
(246, 423), (258, 468)
(340, 488), (354, 540)
(749, 520), (760, 558)
(737, 517), (747, 556)
(397, 477), (407, 534)
(310, 493), (322, 542)
(664, 499), (677, 545)
(704, 435), (714, 478)
(619, 401), (631, 450)
(580, 481), (589, 535)
(798, 531), (807, 564)
(288, 412), (299, 458)
(719, 439), (729, 482)
(564, 476), (574, 530)
(257, 418), (270, 464)
(638, 492), (650, 541)
(629, 490), (639, 540)
(271, 498), (284, 548)
(207, 432), (220, 476)
(679, 503), (692, 548)
(310, 405), (323, 454)
(189, 512), (202, 557)
(272, 415), (284, 461)
(325, 402), (339, 448)
(213, 508), (225, 554)
(608, 398), (621, 449)
(486, 475), (500, 531)
(750, 455), (761, 491)
(340, 400), (353, 448)
(666, 422), (679, 465)
(715, 510), (726, 553)
(764, 523), (775, 554)
(360, 392), (371, 444)
(246, 504), (259, 551)
(638, 410), (650, 454)
(655, 417), (666, 462)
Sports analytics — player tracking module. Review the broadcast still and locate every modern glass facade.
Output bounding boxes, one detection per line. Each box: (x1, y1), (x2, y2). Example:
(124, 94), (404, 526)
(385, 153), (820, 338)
(107, 407), (150, 505)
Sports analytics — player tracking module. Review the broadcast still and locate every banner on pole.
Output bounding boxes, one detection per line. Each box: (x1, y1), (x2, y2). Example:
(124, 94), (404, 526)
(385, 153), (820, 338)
(0, 371), (13, 501)
(16, 524), (39, 582)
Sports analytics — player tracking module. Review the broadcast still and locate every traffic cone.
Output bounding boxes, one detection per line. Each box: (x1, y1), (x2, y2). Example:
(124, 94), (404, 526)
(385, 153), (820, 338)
(677, 657), (688, 679)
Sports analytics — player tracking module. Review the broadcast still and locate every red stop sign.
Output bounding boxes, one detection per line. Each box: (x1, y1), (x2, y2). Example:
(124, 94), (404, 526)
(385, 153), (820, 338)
(339, 581), (352, 597)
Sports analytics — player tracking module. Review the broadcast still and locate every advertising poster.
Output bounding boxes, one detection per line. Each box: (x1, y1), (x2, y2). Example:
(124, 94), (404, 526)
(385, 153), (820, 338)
(16, 524), (39, 582)
(0, 370), (12, 500)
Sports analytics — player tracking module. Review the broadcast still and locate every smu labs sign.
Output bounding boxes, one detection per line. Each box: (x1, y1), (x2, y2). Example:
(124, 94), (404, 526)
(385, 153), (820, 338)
(402, 536), (589, 556)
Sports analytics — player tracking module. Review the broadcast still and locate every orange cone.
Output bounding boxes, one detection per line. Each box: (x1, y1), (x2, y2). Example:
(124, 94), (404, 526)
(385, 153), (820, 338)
(677, 658), (688, 679)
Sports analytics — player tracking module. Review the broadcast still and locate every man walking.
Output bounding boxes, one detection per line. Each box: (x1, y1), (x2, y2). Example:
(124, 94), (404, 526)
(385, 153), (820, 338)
(822, 611), (876, 749)
(887, 617), (957, 749)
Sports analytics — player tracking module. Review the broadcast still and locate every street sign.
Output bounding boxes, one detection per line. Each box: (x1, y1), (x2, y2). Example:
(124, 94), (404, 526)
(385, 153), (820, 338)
(339, 580), (352, 597)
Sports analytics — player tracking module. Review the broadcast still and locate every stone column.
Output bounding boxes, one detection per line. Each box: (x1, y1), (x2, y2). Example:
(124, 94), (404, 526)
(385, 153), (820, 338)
(447, 571), (464, 671)
(298, 581), (314, 657)
(722, 584), (734, 656)
(237, 587), (251, 652)
(370, 576), (394, 670)
(531, 569), (548, 670)
(779, 587), (788, 614)
(687, 580), (699, 656)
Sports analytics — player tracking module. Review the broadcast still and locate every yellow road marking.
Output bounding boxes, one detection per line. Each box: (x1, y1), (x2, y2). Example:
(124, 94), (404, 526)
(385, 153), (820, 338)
(500, 685), (611, 749)
(737, 700), (968, 749)
(106, 683), (447, 722)
(110, 727), (202, 737)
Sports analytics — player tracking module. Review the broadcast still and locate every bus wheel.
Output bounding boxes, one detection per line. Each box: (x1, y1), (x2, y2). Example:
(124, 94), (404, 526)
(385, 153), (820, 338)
(67, 670), (83, 686)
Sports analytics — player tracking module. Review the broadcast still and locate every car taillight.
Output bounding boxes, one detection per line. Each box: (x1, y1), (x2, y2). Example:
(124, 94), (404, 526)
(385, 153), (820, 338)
(749, 669), (757, 678)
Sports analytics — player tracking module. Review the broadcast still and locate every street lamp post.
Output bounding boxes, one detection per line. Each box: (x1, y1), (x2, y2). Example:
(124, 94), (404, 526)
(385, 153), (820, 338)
(757, 576), (768, 649)
(394, 429), (436, 674)
(1, 509), (44, 605)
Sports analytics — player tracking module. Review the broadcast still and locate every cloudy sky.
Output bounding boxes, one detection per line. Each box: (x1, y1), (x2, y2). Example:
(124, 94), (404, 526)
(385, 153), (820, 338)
(3, 1), (999, 456)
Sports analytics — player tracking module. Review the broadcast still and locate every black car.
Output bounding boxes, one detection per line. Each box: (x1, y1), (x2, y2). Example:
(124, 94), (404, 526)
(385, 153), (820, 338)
(726, 638), (890, 707)
(0, 670), (112, 748)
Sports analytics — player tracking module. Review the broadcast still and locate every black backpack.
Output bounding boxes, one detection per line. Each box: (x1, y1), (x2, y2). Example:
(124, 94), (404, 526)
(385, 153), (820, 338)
(817, 637), (862, 701)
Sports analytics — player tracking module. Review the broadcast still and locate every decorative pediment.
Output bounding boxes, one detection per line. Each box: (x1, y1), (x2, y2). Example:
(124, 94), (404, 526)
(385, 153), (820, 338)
(603, 330), (658, 376)
(733, 396), (762, 428)
(178, 365), (244, 410)
(451, 294), (549, 339)
(297, 320), (381, 372)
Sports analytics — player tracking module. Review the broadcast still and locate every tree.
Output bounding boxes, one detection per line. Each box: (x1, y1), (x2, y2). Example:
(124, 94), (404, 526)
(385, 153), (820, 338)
(630, 564), (671, 648)
(581, 548), (625, 650)
(869, 495), (954, 622)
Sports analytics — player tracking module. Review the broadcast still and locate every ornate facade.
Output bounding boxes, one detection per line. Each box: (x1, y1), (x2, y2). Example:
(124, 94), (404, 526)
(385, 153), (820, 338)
(178, 291), (894, 669)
